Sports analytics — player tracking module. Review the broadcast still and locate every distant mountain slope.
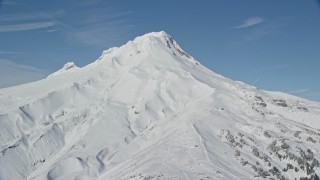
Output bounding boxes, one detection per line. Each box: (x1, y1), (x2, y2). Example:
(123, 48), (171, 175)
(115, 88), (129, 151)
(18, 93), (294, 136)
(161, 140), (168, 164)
(47, 62), (79, 78)
(0, 31), (319, 180)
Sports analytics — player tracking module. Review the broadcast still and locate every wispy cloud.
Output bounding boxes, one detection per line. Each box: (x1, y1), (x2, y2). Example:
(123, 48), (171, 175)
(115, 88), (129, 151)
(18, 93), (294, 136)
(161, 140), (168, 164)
(286, 89), (320, 102)
(251, 64), (292, 78)
(288, 89), (309, 94)
(0, 1), (133, 45)
(0, 10), (65, 21)
(252, 78), (261, 84)
(234, 17), (264, 29)
(78, 0), (106, 5)
(66, 20), (133, 44)
(0, 9), (64, 33)
(59, 6), (134, 45)
(0, 59), (47, 88)
(46, 29), (58, 33)
(255, 64), (292, 72)
(0, 51), (23, 54)
(266, 65), (292, 70)
(242, 19), (286, 42)
(1, 0), (17, 6)
(0, 22), (56, 32)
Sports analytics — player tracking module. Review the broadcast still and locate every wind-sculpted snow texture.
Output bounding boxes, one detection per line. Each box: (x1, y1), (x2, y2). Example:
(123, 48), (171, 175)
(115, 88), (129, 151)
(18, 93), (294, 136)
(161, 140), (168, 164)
(0, 32), (319, 180)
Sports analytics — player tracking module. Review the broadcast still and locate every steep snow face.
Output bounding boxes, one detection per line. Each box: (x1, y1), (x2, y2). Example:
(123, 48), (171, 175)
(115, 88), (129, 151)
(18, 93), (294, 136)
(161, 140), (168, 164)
(0, 32), (320, 180)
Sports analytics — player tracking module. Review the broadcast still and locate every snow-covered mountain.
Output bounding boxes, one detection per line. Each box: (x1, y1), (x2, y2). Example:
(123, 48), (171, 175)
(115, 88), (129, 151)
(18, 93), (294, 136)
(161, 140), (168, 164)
(0, 31), (319, 180)
(47, 62), (79, 78)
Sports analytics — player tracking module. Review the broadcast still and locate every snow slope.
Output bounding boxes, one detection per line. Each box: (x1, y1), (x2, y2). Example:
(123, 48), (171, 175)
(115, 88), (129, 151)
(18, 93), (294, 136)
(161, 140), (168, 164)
(0, 31), (319, 180)
(47, 62), (79, 78)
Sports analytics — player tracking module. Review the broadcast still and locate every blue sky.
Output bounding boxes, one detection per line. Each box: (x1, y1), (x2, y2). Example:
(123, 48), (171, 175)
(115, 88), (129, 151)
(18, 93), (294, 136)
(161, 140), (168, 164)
(0, 0), (319, 101)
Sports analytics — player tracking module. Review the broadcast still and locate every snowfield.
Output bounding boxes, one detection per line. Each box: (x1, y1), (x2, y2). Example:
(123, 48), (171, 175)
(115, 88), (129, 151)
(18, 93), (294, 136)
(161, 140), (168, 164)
(0, 31), (319, 180)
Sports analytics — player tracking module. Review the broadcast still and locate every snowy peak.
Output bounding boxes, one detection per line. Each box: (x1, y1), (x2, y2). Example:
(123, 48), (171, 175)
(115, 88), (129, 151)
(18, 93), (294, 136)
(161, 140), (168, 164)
(139, 31), (195, 60)
(0, 32), (319, 180)
(97, 31), (199, 66)
(160, 31), (194, 59)
(47, 62), (79, 78)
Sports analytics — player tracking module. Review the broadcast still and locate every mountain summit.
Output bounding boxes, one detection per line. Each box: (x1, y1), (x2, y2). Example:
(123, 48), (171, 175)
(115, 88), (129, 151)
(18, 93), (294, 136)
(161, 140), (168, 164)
(0, 32), (319, 180)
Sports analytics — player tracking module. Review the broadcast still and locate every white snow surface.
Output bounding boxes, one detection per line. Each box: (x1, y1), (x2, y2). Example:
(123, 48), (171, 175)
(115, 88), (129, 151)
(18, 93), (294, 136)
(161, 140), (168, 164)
(0, 31), (319, 180)
(47, 62), (79, 78)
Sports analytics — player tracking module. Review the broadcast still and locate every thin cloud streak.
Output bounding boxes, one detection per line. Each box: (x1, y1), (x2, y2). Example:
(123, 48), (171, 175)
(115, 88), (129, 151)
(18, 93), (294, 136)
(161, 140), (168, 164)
(286, 89), (320, 102)
(2, 0), (17, 5)
(288, 89), (309, 94)
(80, 10), (132, 25)
(66, 23), (134, 45)
(243, 20), (285, 41)
(1, 0), (133, 45)
(0, 51), (23, 54)
(0, 22), (55, 32)
(58, 7), (134, 45)
(0, 10), (65, 21)
(78, 0), (105, 5)
(0, 59), (47, 88)
(254, 65), (292, 72)
(234, 17), (264, 29)
(267, 65), (292, 70)
(252, 78), (260, 84)
(46, 29), (58, 33)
